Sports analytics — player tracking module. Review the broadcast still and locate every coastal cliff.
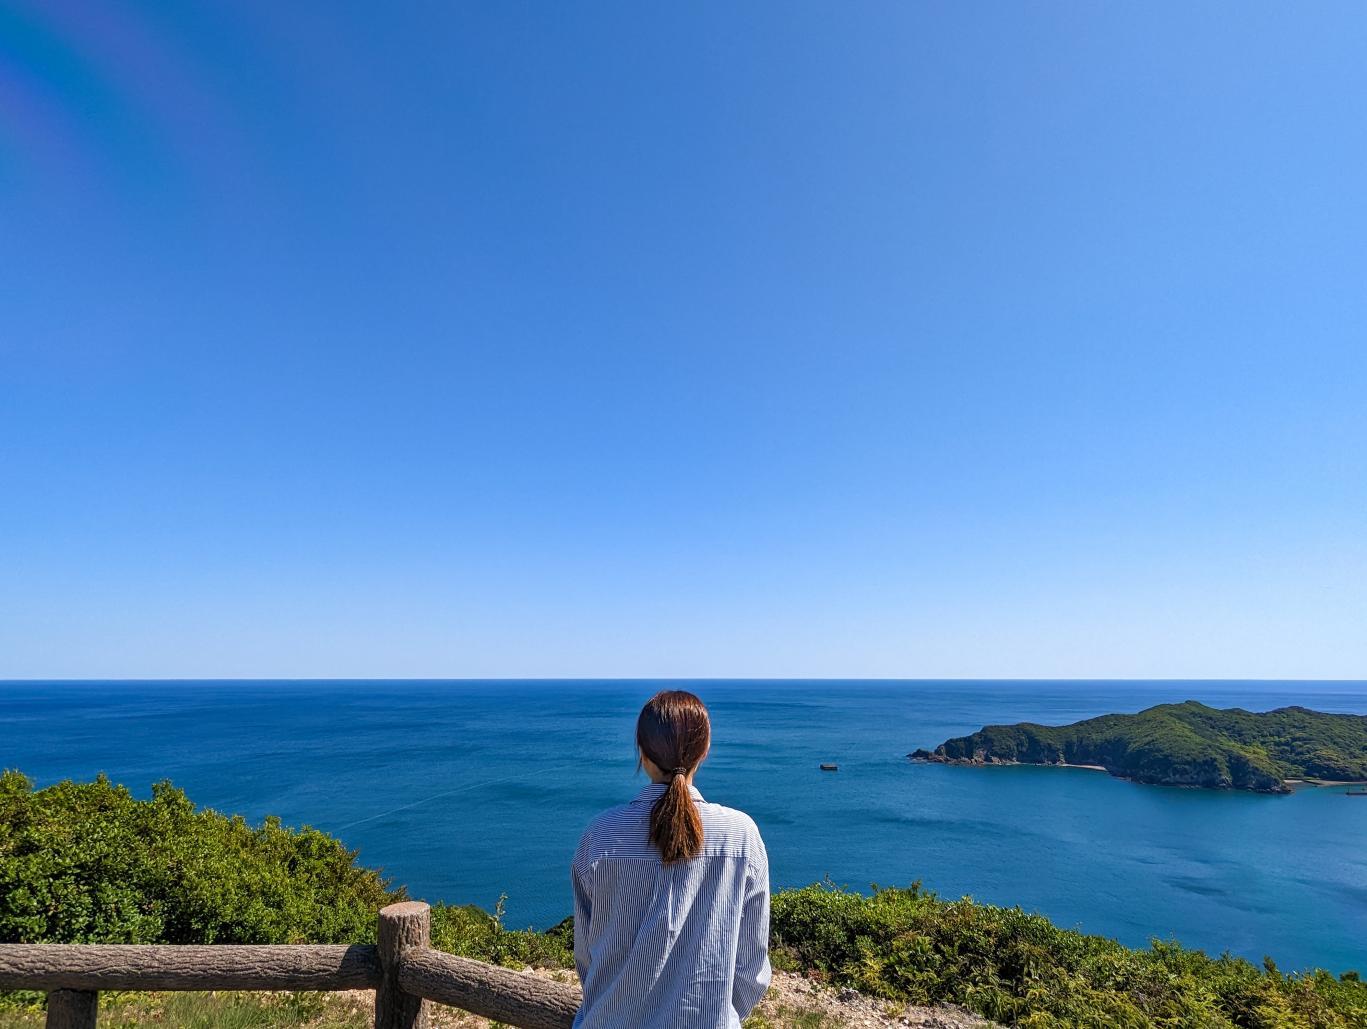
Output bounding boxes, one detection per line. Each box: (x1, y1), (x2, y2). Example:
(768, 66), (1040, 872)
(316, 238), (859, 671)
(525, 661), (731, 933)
(910, 701), (1367, 793)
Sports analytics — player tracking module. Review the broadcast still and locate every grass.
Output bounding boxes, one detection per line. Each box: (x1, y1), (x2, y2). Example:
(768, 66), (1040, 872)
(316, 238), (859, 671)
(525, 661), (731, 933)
(0, 992), (369, 1029)
(743, 1009), (840, 1029)
(0, 988), (858, 1029)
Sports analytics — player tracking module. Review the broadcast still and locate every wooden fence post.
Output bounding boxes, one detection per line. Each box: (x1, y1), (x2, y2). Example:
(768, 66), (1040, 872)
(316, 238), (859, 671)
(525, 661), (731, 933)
(45, 989), (98, 1029)
(375, 902), (430, 1029)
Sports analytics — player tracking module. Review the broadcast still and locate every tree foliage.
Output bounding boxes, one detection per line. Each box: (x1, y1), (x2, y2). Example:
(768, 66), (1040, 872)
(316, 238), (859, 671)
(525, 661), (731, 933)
(917, 702), (1367, 792)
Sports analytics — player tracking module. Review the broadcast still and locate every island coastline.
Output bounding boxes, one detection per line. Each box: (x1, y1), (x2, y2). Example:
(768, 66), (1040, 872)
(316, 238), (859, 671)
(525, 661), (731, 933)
(911, 701), (1367, 794)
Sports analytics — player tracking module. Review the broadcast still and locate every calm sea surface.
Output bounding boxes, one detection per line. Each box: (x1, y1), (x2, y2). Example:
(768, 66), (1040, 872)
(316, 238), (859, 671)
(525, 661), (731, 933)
(3, 680), (1364, 973)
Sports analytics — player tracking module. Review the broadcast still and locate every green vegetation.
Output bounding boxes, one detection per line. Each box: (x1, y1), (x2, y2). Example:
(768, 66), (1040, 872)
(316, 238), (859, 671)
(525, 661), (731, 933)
(0, 770), (391, 946)
(772, 883), (1365, 1028)
(912, 701), (1367, 792)
(0, 991), (372, 1029)
(4, 773), (1366, 1027)
(427, 902), (572, 969)
(0, 770), (571, 964)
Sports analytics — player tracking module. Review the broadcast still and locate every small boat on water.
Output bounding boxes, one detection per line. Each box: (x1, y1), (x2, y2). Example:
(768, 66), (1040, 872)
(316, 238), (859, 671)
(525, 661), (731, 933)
(820, 763), (838, 772)
(1346, 787), (1367, 796)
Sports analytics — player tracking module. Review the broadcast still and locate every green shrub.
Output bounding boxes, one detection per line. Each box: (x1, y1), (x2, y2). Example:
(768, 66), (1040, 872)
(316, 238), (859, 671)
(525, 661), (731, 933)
(0, 770), (393, 945)
(0, 771), (574, 973)
(429, 900), (573, 969)
(771, 882), (1367, 1028)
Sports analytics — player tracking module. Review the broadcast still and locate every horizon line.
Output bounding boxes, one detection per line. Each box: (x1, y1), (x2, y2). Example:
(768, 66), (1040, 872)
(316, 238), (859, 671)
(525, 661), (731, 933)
(3, 676), (1365, 685)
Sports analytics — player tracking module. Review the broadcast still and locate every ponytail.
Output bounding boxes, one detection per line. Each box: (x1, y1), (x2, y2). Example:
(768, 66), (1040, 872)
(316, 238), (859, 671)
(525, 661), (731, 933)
(648, 772), (704, 864)
(636, 690), (710, 864)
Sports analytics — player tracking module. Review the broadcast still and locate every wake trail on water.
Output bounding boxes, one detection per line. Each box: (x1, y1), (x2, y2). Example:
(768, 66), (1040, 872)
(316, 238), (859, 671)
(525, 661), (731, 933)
(332, 773), (530, 832)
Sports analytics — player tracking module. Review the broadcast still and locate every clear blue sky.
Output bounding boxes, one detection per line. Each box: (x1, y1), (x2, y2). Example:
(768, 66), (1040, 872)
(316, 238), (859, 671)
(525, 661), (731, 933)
(2, 3), (1364, 679)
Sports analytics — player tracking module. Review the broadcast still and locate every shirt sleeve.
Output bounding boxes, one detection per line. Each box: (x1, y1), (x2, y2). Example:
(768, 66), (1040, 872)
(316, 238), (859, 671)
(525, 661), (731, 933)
(732, 832), (772, 1018)
(571, 851), (593, 985)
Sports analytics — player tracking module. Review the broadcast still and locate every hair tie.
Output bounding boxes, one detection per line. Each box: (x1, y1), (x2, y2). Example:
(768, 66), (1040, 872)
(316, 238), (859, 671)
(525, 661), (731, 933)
(671, 766), (688, 777)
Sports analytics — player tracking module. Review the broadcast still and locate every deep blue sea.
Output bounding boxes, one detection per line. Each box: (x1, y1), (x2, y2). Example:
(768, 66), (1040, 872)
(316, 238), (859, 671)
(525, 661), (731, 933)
(3, 680), (1364, 974)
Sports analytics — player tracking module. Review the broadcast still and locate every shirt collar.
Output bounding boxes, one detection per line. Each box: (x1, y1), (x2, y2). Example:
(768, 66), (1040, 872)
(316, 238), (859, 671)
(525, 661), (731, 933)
(633, 781), (704, 804)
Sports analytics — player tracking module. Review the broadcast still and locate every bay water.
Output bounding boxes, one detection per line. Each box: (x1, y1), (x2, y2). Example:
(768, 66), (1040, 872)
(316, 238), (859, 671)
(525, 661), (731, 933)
(3, 679), (1364, 974)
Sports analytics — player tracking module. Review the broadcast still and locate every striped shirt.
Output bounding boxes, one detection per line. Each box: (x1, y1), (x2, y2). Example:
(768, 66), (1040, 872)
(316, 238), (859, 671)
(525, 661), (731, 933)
(571, 783), (772, 1029)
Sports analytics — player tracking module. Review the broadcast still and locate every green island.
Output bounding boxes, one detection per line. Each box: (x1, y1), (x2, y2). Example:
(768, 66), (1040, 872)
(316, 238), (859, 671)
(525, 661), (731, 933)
(2, 771), (1364, 1028)
(910, 701), (1367, 794)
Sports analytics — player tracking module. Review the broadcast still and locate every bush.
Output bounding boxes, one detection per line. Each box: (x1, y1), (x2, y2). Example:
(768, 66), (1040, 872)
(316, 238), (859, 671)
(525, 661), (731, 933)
(0, 771), (574, 973)
(429, 901), (573, 969)
(0, 770), (393, 945)
(771, 882), (1367, 1028)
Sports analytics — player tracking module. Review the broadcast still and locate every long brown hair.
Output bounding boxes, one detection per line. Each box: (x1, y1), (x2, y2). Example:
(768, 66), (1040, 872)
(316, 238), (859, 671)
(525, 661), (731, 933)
(636, 690), (710, 864)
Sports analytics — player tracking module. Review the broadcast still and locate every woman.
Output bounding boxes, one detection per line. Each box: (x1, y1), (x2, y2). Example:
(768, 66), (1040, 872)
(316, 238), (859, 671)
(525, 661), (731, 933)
(571, 690), (771, 1028)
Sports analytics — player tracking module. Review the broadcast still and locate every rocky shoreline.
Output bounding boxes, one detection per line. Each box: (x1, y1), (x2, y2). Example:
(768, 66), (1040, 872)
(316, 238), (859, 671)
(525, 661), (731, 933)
(909, 750), (1105, 772)
(905, 748), (1273, 791)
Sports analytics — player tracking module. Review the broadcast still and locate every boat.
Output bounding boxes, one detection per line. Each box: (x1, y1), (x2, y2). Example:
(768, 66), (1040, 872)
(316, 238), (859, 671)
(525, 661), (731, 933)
(1347, 787), (1367, 796)
(820, 763), (838, 772)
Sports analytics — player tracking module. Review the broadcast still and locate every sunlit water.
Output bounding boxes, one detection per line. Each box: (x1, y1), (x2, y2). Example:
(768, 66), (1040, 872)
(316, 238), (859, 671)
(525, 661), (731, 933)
(4, 679), (1364, 973)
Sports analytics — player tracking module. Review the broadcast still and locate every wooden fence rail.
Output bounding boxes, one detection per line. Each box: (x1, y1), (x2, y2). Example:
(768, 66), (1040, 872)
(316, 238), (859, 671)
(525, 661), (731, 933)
(0, 902), (581, 1029)
(0, 944), (382, 992)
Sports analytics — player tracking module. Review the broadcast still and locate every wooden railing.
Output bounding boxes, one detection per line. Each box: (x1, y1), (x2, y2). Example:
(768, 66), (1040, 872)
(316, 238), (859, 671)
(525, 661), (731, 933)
(0, 902), (581, 1029)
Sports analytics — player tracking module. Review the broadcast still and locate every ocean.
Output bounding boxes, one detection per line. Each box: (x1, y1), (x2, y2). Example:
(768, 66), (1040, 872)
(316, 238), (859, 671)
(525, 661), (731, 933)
(3, 679), (1364, 974)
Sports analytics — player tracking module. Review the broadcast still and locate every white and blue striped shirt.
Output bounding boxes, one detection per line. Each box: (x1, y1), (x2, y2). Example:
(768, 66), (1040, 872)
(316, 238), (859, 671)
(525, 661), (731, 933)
(571, 783), (772, 1028)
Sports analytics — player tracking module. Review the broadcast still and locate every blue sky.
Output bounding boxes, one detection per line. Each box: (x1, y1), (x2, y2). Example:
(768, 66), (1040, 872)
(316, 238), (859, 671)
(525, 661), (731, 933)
(2, 3), (1364, 678)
